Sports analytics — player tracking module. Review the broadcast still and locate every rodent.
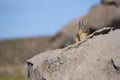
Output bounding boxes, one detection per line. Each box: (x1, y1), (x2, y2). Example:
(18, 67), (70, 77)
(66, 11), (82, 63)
(75, 21), (90, 43)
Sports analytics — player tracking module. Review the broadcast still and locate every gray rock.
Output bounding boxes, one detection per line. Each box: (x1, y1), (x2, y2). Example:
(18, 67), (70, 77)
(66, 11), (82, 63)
(27, 28), (120, 80)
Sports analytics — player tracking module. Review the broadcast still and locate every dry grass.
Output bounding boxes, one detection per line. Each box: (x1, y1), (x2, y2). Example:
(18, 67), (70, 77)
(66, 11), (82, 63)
(0, 36), (52, 65)
(0, 65), (25, 80)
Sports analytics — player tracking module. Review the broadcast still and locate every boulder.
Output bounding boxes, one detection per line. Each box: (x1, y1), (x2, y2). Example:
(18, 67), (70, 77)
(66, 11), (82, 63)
(27, 28), (120, 80)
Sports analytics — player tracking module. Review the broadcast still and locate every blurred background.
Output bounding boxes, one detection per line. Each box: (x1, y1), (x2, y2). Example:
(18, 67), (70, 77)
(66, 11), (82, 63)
(0, 0), (100, 80)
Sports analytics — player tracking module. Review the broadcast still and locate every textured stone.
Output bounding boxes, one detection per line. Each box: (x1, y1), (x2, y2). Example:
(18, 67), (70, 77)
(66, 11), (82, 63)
(27, 29), (120, 80)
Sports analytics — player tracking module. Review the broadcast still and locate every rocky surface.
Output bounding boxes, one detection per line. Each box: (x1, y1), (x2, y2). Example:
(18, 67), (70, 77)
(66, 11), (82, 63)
(27, 28), (120, 80)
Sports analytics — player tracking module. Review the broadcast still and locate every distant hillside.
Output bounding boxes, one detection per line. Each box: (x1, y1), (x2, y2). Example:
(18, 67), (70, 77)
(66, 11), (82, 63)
(0, 36), (52, 66)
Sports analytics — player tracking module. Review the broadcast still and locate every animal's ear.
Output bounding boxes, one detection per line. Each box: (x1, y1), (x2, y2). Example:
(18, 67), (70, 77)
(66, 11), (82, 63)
(78, 20), (84, 29)
(78, 21), (81, 29)
(81, 19), (83, 25)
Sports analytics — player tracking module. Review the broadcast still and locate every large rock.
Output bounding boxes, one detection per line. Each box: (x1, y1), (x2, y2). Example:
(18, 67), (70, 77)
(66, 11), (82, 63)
(46, 0), (120, 50)
(27, 28), (120, 80)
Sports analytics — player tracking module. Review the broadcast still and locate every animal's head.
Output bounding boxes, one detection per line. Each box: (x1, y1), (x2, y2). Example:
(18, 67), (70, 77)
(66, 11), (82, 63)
(78, 20), (89, 35)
